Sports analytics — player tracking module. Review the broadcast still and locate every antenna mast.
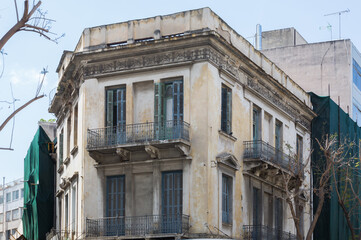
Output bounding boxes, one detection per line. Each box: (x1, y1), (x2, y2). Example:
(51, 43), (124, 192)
(324, 9), (350, 40)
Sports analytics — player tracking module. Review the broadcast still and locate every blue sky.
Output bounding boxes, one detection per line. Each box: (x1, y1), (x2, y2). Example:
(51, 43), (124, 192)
(0, 0), (360, 182)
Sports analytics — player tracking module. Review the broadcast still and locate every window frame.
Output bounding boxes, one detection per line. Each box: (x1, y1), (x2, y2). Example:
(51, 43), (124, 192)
(221, 84), (232, 134)
(222, 174), (233, 224)
(6, 211), (11, 222)
(105, 86), (126, 128)
(6, 192), (11, 203)
(12, 190), (19, 201)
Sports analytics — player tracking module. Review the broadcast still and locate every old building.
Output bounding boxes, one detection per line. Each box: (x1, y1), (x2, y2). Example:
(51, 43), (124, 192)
(261, 28), (361, 126)
(49, 8), (315, 239)
(0, 178), (24, 240)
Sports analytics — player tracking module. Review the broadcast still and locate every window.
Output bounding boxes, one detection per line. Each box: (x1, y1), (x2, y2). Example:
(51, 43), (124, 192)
(0, 213), (3, 223)
(67, 115), (71, 157)
(21, 188), (24, 198)
(12, 209), (19, 220)
(59, 129), (64, 165)
(221, 85), (232, 134)
(154, 80), (183, 124)
(253, 187), (262, 226)
(275, 197), (283, 232)
(253, 106), (261, 140)
(275, 120), (283, 150)
(161, 171), (183, 233)
(222, 174), (233, 224)
(298, 205), (304, 237)
(0, 195), (3, 204)
(6, 230), (10, 240)
(65, 194), (69, 231)
(264, 112), (272, 144)
(6, 211), (11, 222)
(297, 134), (303, 163)
(264, 192), (273, 228)
(73, 104), (78, 147)
(12, 190), (19, 201)
(58, 198), (62, 230)
(6, 192), (11, 202)
(106, 87), (126, 127)
(71, 185), (77, 232)
(352, 104), (361, 126)
(353, 59), (361, 91)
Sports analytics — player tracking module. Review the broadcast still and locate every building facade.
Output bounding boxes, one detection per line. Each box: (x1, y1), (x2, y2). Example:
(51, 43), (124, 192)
(49, 8), (314, 239)
(261, 28), (361, 126)
(0, 178), (24, 240)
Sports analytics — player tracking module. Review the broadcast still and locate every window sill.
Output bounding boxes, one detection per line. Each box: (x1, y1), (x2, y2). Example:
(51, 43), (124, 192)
(57, 164), (64, 174)
(70, 145), (78, 155)
(218, 130), (237, 141)
(63, 156), (70, 165)
(222, 221), (233, 227)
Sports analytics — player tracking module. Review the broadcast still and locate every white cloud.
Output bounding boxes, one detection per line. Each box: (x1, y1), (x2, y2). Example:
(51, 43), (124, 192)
(9, 68), (49, 87)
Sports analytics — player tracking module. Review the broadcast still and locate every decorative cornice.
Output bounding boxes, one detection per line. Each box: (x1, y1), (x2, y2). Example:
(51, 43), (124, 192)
(81, 45), (311, 130)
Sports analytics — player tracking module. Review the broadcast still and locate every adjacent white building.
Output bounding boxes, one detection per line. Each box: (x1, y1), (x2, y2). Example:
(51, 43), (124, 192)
(0, 178), (24, 240)
(261, 28), (361, 126)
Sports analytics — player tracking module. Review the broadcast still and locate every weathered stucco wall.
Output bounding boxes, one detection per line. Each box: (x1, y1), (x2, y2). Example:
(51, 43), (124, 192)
(52, 7), (314, 239)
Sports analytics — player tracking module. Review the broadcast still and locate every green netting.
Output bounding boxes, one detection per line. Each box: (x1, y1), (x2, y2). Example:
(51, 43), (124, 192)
(23, 126), (54, 240)
(311, 93), (361, 240)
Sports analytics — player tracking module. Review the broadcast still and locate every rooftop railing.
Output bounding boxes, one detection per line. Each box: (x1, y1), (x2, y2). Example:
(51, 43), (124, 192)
(87, 120), (190, 150)
(243, 140), (304, 176)
(243, 225), (297, 240)
(86, 214), (190, 237)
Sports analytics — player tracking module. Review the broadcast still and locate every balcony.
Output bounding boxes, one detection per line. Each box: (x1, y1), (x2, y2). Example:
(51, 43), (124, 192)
(243, 225), (297, 240)
(87, 121), (190, 163)
(86, 214), (190, 239)
(243, 140), (304, 177)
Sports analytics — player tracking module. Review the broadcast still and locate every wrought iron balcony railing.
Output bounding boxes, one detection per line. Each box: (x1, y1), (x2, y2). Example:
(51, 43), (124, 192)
(243, 140), (304, 176)
(87, 120), (190, 150)
(243, 225), (297, 240)
(86, 214), (190, 237)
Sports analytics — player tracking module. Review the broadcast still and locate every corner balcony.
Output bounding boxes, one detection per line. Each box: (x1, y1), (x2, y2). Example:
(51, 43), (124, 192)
(85, 214), (190, 239)
(243, 225), (297, 240)
(243, 140), (304, 180)
(87, 121), (190, 163)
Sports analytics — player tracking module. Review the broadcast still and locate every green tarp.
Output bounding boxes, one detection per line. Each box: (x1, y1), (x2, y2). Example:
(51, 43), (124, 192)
(311, 93), (361, 240)
(23, 126), (54, 240)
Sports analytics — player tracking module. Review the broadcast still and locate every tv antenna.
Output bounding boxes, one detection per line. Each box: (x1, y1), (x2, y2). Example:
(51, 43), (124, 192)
(324, 9), (350, 40)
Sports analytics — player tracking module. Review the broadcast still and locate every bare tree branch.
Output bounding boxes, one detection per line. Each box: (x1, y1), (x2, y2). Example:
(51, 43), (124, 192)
(0, 94), (44, 132)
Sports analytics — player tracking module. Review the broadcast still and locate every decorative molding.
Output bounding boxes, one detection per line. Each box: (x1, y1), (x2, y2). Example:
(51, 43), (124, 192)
(116, 148), (130, 161)
(216, 152), (240, 171)
(218, 130), (237, 142)
(175, 143), (190, 156)
(145, 145), (160, 159)
(63, 156), (70, 165)
(57, 164), (64, 174)
(54, 40), (312, 130)
(70, 145), (78, 155)
(246, 77), (311, 130)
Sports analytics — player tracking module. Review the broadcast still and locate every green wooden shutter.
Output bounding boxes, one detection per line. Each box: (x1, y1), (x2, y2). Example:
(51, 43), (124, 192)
(221, 87), (227, 132)
(227, 89), (232, 134)
(116, 88), (126, 126)
(154, 83), (165, 124)
(106, 90), (114, 127)
(59, 131), (63, 164)
(173, 81), (183, 122)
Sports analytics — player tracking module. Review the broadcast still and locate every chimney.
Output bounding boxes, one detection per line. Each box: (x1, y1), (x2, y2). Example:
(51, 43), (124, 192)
(255, 24), (262, 50)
